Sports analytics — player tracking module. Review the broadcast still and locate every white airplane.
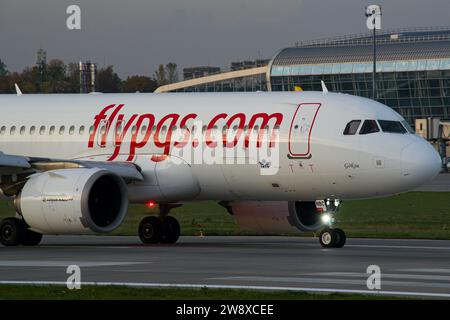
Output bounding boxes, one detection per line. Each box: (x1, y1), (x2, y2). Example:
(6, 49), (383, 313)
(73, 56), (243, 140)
(0, 89), (441, 248)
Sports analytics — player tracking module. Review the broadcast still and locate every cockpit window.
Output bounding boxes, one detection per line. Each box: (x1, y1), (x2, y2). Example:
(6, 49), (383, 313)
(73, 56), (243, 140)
(343, 120), (361, 135)
(378, 120), (407, 134)
(359, 120), (380, 135)
(401, 120), (415, 134)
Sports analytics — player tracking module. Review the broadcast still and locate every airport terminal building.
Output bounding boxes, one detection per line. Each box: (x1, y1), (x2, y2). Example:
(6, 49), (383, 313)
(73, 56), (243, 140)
(157, 27), (450, 125)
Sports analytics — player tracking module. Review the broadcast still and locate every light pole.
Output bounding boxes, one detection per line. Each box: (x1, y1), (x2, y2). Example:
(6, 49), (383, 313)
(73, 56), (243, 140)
(365, 5), (382, 99)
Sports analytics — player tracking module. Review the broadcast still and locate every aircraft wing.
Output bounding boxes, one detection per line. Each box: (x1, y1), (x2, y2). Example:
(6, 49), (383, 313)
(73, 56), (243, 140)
(0, 152), (31, 170)
(0, 151), (143, 183)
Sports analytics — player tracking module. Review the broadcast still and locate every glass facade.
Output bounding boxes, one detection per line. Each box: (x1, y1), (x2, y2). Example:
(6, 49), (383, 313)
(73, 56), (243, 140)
(174, 74), (267, 92)
(270, 62), (450, 124)
(165, 28), (450, 125)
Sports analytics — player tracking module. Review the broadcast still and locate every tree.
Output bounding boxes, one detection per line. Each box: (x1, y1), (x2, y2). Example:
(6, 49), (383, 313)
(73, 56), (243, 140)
(153, 62), (179, 86)
(122, 75), (158, 93)
(0, 59), (7, 77)
(42, 59), (71, 93)
(166, 62), (178, 84)
(96, 66), (122, 93)
(66, 62), (81, 93)
(154, 64), (167, 86)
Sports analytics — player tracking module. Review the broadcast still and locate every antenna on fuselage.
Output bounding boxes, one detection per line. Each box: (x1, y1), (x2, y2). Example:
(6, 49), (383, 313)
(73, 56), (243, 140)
(321, 81), (328, 94)
(14, 83), (23, 97)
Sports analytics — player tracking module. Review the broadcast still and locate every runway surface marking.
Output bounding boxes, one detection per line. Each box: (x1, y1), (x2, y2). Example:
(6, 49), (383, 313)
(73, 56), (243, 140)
(0, 261), (150, 267)
(397, 268), (450, 273)
(206, 276), (450, 289)
(346, 244), (450, 250)
(1, 281), (450, 298)
(305, 272), (450, 281)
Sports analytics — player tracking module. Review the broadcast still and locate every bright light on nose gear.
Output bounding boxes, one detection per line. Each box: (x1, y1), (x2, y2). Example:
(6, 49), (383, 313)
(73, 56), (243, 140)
(321, 213), (333, 225)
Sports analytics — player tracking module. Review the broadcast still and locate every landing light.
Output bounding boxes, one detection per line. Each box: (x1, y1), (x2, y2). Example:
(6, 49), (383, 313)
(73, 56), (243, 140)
(321, 213), (333, 225)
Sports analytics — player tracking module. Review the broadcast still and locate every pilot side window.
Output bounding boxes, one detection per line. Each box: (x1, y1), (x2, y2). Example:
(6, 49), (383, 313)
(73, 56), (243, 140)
(378, 120), (407, 134)
(359, 120), (380, 135)
(401, 120), (415, 134)
(343, 120), (361, 135)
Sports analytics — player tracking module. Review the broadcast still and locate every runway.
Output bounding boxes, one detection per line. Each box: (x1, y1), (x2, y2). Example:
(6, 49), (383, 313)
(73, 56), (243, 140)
(1, 236), (450, 298)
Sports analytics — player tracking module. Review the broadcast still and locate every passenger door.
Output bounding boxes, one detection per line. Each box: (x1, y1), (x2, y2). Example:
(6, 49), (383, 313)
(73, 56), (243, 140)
(288, 103), (321, 159)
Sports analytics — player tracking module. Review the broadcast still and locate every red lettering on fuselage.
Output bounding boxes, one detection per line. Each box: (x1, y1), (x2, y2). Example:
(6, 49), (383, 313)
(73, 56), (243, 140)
(88, 104), (284, 161)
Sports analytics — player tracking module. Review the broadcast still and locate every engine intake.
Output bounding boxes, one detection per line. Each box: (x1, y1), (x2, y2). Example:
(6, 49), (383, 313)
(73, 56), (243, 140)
(15, 168), (128, 234)
(230, 201), (324, 233)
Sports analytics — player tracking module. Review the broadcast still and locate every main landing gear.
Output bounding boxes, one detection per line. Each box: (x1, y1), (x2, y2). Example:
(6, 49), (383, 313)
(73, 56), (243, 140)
(0, 217), (43, 246)
(138, 204), (181, 244)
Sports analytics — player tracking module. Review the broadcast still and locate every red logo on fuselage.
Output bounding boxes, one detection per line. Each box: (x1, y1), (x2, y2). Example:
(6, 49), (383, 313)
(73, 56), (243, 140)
(88, 104), (283, 162)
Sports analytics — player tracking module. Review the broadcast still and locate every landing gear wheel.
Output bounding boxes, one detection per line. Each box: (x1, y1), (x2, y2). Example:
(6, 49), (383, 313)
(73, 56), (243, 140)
(0, 218), (24, 246)
(139, 216), (163, 244)
(333, 228), (346, 248)
(319, 228), (346, 248)
(22, 229), (43, 246)
(319, 228), (337, 248)
(160, 216), (180, 244)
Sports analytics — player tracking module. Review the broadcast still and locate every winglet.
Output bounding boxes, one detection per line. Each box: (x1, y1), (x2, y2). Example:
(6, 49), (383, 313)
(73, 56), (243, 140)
(14, 83), (22, 96)
(321, 81), (328, 94)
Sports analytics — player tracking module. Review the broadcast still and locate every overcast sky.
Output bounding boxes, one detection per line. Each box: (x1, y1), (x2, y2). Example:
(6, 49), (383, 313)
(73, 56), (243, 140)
(1, 0), (450, 77)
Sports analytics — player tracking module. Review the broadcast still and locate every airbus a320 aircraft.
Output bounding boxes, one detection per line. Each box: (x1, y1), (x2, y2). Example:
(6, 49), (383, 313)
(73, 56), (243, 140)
(0, 89), (441, 248)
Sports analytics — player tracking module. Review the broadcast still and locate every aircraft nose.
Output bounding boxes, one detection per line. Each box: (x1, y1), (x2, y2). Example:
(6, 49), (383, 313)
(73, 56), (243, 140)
(401, 140), (442, 187)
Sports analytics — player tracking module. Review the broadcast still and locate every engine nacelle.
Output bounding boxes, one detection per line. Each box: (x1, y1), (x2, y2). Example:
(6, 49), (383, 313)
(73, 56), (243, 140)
(15, 168), (128, 234)
(230, 201), (324, 233)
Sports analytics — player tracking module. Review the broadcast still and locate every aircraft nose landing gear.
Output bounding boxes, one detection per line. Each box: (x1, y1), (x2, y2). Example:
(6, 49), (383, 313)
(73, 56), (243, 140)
(319, 228), (346, 248)
(316, 199), (346, 248)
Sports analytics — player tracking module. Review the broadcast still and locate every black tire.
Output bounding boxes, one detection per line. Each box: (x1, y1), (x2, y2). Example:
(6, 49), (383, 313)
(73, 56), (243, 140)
(160, 216), (180, 244)
(333, 228), (346, 248)
(319, 228), (337, 248)
(0, 218), (24, 246)
(138, 216), (163, 244)
(22, 229), (43, 246)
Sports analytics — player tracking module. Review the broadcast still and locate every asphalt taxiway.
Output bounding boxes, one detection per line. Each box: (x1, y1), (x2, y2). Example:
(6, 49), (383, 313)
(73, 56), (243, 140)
(1, 236), (450, 298)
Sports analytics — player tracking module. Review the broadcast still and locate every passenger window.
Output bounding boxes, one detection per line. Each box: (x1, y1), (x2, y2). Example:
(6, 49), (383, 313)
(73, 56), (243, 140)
(20, 126), (26, 135)
(49, 126), (55, 135)
(10, 126), (16, 135)
(378, 120), (407, 134)
(79, 126), (85, 135)
(39, 126), (46, 135)
(359, 120), (380, 135)
(0, 126), (6, 135)
(343, 120), (361, 135)
(59, 126), (65, 135)
(116, 123), (123, 135)
(141, 125), (147, 135)
(89, 126), (94, 134)
(69, 126), (75, 135)
(30, 126), (36, 135)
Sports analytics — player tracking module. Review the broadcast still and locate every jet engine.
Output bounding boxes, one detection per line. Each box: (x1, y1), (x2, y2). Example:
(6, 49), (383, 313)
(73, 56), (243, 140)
(14, 168), (128, 234)
(230, 201), (324, 233)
